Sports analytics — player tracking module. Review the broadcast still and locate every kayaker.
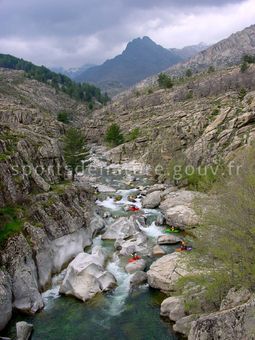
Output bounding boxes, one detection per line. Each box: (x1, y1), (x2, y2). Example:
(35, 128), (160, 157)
(180, 241), (187, 251)
(171, 226), (175, 231)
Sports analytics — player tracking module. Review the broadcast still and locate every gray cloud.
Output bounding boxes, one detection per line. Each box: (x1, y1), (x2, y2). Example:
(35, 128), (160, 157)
(0, 0), (253, 68)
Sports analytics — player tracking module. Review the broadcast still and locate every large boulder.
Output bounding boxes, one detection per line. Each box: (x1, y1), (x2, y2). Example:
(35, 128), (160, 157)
(117, 232), (149, 256)
(173, 315), (200, 336)
(157, 235), (181, 245)
(160, 190), (205, 229)
(147, 253), (189, 291)
(142, 191), (162, 209)
(16, 321), (33, 340)
(0, 271), (12, 331)
(130, 271), (148, 288)
(188, 297), (255, 340)
(60, 249), (117, 302)
(125, 259), (146, 274)
(102, 216), (138, 240)
(160, 296), (186, 322)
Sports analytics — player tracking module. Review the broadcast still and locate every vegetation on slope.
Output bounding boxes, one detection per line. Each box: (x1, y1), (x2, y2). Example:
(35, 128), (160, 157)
(177, 146), (255, 311)
(0, 54), (110, 105)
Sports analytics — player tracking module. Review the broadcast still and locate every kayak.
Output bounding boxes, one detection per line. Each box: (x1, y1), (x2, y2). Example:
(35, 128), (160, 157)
(165, 229), (180, 234)
(176, 247), (192, 252)
(128, 256), (141, 263)
(128, 206), (140, 212)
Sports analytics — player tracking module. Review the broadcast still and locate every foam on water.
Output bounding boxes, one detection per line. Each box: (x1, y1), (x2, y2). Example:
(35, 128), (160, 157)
(42, 270), (67, 308)
(105, 254), (131, 316)
(139, 221), (164, 238)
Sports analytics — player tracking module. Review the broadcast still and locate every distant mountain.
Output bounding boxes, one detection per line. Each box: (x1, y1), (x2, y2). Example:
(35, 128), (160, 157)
(51, 64), (96, 80)
(139, 24), (255, 87)
(166, 24), (255, 77)
(170, 43), (209, 61)
(75, 36), (182, 96)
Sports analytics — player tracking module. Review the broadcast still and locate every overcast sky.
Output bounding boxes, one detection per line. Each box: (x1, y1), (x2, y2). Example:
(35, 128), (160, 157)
(0, 0), (254, 69)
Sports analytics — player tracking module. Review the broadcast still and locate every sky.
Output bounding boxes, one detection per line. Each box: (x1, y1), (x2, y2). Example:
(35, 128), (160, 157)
(0, 0), (255, 69)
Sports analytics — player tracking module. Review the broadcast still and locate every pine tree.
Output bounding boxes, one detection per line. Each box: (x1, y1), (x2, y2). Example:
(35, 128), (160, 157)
(63, 128), (90, 181)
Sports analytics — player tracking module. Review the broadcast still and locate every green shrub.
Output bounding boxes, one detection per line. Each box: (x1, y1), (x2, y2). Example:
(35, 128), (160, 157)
(105, 123), (124, 147)
(240, 61), (249, 73)
(185, 69), (192, 77)
(57, 111), (71, 124)
(158, 73), (173, 89)
(208, 66), (215, 73)
(238, 88), (247, 101)
(126, 128), (139, 142)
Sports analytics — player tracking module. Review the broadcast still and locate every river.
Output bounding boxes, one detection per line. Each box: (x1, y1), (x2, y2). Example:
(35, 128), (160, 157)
(3, 147), (181, 340)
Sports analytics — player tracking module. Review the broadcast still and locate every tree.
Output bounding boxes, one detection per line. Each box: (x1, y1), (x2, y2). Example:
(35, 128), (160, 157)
(105, 123), (124, 147)
(185, 69), (192, 77)
(158, 73), (173, 89)
(63, 128), (90, 181)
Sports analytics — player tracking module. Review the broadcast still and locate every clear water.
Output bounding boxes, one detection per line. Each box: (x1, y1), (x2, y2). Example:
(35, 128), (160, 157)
(3, 153), (181, 340)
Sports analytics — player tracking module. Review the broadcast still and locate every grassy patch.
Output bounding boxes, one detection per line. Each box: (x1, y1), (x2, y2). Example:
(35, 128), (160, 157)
(0, 206), (24, 246)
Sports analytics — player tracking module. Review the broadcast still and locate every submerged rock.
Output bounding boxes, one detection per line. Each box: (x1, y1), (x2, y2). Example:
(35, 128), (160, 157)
(125, 259), (146, 274)
(16, 321), (33, 340)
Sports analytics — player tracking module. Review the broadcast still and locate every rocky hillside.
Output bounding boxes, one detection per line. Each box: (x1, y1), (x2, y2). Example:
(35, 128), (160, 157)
(75, 37), (182, 96)
(139, 24), (255, 86)
(84, 64), (255, 167)
(0, 68), (103, 331)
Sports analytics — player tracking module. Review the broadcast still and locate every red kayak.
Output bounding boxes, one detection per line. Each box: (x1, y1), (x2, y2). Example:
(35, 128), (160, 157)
(128, 206), (140, 212)
(128, 256), (141, 263)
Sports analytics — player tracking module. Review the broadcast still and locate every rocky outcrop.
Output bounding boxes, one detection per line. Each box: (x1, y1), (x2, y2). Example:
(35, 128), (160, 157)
(118, 232), (149, 256)
(147, 253), (189, 292)
(0, 271), (12, 331)
(16, 321), (33, 340)
(160, 296), (186, 322)
(60, 248), (117, 302)
(220, 287), (252, 311)
(173, 314), (200, 336)
(188, 297), (255, 340)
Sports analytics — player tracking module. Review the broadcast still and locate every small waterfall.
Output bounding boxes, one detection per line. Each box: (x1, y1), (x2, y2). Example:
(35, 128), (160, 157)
(42, 270), (67, 308)
(139, 221), (164, 238)
(105, 253), (131, 316)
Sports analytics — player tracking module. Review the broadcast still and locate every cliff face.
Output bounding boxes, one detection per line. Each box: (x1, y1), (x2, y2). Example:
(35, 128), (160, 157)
(84, 65), (255, 167)
(0, 68), (100, 330)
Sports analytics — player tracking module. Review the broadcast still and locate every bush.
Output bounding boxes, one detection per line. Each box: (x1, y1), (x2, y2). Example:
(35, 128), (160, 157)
(126, 128), (139, 142)
(57, 111), (71, 124)
(240, 61), (249, 73)
(158, 73), (173, 89)
(208, 66), (215, 73)
(185, 69), (192, 77)
(179, 147), (255, 309)
(0, 206), (23, 246)
(238, 88), (247, 101)
(105, 123), (124, 147)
